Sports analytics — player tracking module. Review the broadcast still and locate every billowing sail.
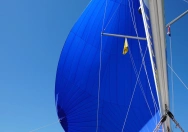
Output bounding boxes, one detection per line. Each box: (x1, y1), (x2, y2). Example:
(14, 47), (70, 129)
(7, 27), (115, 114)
(55, 0), (162, 131)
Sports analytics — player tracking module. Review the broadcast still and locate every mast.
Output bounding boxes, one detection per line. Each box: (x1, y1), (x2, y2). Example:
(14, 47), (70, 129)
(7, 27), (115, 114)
(147, 0), (171, 131)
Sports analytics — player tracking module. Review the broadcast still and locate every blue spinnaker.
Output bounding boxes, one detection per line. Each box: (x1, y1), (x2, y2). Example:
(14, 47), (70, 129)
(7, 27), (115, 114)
(55, 0), (162, 131)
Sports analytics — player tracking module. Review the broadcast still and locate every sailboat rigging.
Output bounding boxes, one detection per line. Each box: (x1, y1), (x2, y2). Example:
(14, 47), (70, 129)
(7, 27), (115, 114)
(55, 0), (187, 131)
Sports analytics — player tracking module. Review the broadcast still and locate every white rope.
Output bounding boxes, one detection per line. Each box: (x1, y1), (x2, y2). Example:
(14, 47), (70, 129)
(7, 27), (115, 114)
(29, 119), (61, 132)
(168, 64), (188, 90)
(96, 0), (108, 132)
(128, 0), (159, 124)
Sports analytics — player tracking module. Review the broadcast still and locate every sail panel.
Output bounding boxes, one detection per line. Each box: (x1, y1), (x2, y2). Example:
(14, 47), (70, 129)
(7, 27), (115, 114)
(55, 0), (162, 131)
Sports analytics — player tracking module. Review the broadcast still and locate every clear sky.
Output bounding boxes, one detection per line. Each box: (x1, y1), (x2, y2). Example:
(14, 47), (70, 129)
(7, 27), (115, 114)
(165, 0), (188, 132)
(0, 0), (89, 132)
(0, 0), (187, 132)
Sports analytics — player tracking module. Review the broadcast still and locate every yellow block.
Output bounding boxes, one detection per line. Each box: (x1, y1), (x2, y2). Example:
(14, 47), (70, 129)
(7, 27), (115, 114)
(123, 38), (128, 55)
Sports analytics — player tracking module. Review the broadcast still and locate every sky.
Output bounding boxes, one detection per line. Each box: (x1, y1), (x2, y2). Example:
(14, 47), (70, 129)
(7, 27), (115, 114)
(0, 0), (187, 132)
(0, 0), (89, 132)
(165, 0), (188, 132)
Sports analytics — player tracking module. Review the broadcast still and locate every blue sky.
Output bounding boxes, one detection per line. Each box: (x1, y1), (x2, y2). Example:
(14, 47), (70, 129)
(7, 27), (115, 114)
(0, 0), (187, 132)
(165, 0), (188, 131)
(0, 0), (89, 132)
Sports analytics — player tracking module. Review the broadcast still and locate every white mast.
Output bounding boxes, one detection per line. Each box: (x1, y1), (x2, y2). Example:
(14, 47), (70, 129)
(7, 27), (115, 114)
(148, 0), (170, 131)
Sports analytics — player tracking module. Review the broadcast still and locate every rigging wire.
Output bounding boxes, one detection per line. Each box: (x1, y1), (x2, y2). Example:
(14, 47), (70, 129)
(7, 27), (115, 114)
(167, 26), (175, 131)
(169, 34), (174, 118)
(103, 1), (159, 125)
(104, 0), (123, 31)
(168, 64), (188, 90)
(128, 0), (159, 124)
(131, 47), (155, 119)
(130, 0), (159, 116)
(29, 119), (62, 132)
(96, 0), (108, 132)
(121, 47), (146, 132)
